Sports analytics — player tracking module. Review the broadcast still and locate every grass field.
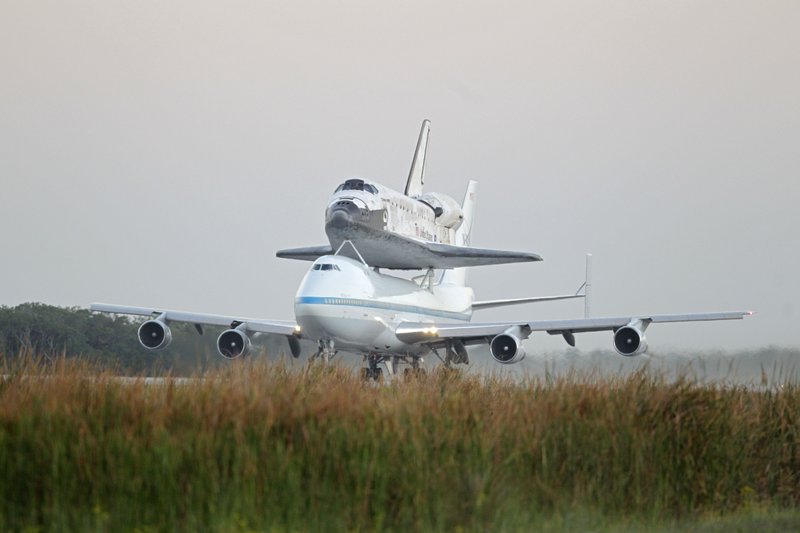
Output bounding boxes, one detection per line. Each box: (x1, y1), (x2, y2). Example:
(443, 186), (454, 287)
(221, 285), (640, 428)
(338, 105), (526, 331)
(0, 357), (798, 531)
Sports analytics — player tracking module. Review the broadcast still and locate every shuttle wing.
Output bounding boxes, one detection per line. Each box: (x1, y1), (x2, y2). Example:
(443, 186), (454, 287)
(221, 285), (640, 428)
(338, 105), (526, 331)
(277, 234), (541, 269)
(395, 311), (752, 346)
(422, 242), (541, 267)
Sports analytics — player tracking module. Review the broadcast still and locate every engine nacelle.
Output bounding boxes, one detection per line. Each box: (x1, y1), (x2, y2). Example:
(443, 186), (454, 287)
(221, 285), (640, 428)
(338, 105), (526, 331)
(138, 318), (172, 350)
(490, 328), (527, 364)
(217, 327), (251, 359)
(613, 323), (648, 356)
(417, 193), (464, 230)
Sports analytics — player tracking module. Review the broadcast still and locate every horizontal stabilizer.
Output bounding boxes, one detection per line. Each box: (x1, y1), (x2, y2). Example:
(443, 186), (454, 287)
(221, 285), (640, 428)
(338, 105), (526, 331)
(276, 245), (334, 262)
(472, 293), (584, 310)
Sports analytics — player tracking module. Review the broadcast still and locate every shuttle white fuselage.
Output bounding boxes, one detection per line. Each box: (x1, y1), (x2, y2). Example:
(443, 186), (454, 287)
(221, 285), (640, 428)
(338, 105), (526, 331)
(325, 179), (465, 249)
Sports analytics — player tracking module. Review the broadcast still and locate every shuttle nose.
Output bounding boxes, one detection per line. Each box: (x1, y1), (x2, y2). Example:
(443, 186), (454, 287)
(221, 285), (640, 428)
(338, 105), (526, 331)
(327, 200), (362, 226)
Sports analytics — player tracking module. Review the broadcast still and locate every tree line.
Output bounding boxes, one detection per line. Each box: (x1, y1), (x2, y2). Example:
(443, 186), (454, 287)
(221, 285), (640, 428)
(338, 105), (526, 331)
(0, 303), (297, 374)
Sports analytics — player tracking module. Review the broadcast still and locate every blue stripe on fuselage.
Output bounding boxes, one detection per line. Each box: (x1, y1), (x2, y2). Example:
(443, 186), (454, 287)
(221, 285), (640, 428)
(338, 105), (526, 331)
(295, 296), (471, 321)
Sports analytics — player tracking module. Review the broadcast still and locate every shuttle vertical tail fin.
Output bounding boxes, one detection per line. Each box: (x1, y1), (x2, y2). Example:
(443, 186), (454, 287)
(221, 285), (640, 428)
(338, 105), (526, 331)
(404, 119), (430, 197)
(441, 180), (478, 287)
(457, 180), (477, 247)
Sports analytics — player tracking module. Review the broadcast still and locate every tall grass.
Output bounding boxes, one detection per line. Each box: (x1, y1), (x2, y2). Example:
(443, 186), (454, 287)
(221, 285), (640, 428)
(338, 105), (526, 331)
(0, 357), (797, 531)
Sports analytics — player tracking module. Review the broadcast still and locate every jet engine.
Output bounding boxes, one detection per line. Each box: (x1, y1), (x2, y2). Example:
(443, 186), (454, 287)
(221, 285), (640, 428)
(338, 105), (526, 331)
(138, 318), (172, 350)
(613, 322), (648, 356)
(490, 327), (527, 364)
(217, 327), (251, 359)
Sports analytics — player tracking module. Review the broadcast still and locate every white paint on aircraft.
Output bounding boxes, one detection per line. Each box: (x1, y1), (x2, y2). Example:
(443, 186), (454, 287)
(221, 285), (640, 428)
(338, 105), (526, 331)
(90, 121), (752, 378)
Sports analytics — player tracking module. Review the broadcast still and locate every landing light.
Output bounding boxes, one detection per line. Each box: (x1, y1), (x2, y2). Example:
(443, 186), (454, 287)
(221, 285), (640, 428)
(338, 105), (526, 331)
(294, 325), (302, 333)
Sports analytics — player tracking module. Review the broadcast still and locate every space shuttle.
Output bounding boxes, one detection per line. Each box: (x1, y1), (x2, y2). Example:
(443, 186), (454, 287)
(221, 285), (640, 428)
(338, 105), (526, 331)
(277, 120), (542, 269)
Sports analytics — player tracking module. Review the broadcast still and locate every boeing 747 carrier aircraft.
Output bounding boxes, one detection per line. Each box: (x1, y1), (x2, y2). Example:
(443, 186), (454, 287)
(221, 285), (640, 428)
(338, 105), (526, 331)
(91, 123), (750, 377)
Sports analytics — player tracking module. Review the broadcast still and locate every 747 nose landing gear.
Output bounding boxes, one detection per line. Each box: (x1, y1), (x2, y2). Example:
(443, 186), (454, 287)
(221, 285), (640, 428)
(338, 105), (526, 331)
(312, 339), (337, 363)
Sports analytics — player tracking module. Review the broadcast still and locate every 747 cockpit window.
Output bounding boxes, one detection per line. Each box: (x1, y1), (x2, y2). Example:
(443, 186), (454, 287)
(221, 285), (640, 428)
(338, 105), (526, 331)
(312, 264), (341, 271)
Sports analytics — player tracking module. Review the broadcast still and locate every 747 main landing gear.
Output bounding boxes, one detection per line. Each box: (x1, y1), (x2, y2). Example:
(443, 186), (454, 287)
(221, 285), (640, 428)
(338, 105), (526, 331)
(431, 339), (469, 368)
(362, 355), (383, 381)
(361, 354), (424, 381)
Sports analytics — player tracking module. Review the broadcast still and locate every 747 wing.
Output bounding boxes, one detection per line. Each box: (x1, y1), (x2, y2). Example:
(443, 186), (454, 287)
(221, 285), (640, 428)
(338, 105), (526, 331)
(90, 303), (302, 358)
(395, 311), (752, 362)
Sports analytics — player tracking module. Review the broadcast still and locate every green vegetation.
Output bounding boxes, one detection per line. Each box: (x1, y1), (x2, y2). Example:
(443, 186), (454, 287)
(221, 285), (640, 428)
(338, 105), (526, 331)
(0, 358), (798, 532)
(0, 303), (293, 374)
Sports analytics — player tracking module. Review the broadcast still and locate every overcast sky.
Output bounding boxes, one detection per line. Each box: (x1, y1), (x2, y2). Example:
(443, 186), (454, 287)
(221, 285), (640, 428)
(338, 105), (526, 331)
(1, 0), (798, 354)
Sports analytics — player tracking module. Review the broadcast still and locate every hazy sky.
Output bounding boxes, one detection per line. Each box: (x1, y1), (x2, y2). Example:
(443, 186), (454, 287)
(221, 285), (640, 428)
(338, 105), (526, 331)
(1, 0), (798, 353)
